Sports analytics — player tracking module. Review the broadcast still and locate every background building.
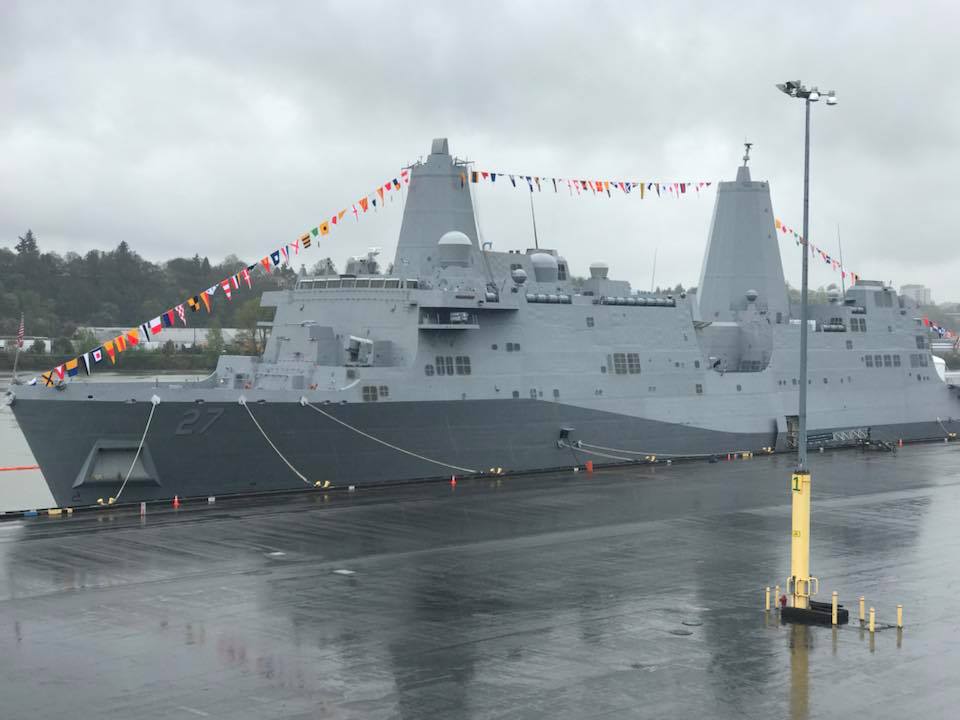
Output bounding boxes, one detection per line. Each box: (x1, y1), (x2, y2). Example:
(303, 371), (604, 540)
(900, 284), (933, 305)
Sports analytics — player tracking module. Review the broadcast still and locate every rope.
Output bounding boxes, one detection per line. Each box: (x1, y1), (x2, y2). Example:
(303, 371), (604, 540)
(114, 395), (160, 502)
(303, 398), (477, 474)
(576, 440), (717, 459)
(558, 441), (638, 463)
(241, 398), (312, 485)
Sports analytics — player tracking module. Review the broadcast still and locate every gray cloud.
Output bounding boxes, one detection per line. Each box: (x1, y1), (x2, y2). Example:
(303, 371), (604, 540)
(2, 0), (959, 299)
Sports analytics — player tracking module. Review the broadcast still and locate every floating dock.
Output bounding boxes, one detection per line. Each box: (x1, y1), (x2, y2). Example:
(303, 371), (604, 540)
(1, 445), (958, 718)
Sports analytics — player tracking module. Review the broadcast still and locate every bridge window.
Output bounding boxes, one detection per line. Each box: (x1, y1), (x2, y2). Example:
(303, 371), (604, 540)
(362, 386), (378, 402)
(893, 355), (901, 367)
(694, 360), (701, 369)
(874, 354), (883, 367)
(424, 364), (434, 376)
(435, 355), (446, 375)
(379, 386), (389, 397)
(865, 355), (874, 367)
(455, 356), (472, 375)
(627, 353), (641, 374)
(916, 335), (927, 349)
(695, 383), (703, 394)
(613, 353), (627, 375)
(883, 354), (892, 367)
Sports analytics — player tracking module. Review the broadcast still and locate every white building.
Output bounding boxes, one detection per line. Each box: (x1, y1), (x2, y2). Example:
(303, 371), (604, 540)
(900, 284), (933, 306)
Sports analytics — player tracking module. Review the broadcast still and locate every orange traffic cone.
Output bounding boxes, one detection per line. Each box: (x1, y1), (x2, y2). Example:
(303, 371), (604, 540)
(172, 495), (181, 509)
(450, 476), (457, 487)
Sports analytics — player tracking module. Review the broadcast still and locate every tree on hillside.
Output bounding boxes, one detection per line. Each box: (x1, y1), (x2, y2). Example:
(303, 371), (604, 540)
(15, 230), (39, 257)
(310, 258), (338, 276)
(206, 320), (225, 355)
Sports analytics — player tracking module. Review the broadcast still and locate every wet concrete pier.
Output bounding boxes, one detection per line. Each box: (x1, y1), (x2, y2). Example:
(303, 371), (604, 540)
(2, 445), (959, 718)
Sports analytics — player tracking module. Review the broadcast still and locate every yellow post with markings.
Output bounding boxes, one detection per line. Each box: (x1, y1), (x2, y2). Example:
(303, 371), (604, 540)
(788, 471), (817, 609)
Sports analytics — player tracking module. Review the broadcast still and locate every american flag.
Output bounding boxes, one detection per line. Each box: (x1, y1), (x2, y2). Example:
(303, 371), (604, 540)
(16, 313), (24, 349)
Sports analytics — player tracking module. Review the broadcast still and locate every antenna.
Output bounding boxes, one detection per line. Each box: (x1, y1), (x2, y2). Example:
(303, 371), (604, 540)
(650, 247), (658, 293)
(743, 141), (753, 166)
(529, 193), (540, 250)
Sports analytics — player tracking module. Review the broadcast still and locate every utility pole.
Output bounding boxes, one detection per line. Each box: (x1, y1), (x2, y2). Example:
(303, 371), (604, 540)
(776, 80), (838, 611)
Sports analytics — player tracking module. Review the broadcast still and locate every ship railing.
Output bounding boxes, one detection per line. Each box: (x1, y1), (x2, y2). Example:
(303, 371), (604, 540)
(296, 277), (417, 290)
(594, 295), (676, 307)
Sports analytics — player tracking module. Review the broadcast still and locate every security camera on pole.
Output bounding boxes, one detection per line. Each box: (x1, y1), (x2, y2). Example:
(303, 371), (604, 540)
(775, 80), (837, 618)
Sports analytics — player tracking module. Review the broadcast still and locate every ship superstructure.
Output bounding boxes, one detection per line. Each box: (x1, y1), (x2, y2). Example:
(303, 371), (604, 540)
(10, 139), (958, 507)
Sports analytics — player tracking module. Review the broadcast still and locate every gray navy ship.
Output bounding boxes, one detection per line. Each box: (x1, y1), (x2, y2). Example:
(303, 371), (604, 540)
(8, 139), (959, 507)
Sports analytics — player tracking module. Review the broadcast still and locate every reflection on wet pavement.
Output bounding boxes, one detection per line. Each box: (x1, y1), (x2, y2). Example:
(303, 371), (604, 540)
(1, 445), (959, 718)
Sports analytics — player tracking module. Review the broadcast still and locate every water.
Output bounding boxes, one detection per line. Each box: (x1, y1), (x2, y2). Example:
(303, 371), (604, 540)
(0, 372), (207, 512)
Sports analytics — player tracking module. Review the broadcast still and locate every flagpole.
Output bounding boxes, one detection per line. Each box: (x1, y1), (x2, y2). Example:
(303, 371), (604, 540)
(837, 224), (845, 295)
(650, 247), (658, 293)
(11, 313), (23, 384)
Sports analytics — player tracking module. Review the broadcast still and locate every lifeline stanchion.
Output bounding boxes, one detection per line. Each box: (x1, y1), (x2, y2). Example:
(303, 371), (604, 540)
(859, 596), (865, 624)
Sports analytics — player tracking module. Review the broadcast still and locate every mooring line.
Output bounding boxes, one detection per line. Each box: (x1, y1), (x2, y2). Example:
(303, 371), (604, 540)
(302, 398), (477, 474)
(577, 440), (716, 459)
(558, 441), (637, 463)
(240, 397), (313, 486)
(113, 395), (161, 503)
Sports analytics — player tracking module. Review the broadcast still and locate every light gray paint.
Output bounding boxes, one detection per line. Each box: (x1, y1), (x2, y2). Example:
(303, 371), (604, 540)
(9, 139), (960, 506)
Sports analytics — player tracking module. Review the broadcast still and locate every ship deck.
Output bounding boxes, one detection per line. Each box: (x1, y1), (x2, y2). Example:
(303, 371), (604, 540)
(1, 444), (958, 718)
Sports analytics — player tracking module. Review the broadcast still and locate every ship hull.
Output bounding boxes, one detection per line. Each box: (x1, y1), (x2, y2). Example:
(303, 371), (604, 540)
(11, 394), (955, 508)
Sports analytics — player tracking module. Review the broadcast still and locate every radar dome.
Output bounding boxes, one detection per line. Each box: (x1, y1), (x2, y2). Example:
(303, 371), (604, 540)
(530, 252), (559, 283)
(745, 289), (759, 303)
(437, 231), (472, 267)
(511, 268), (528, 285)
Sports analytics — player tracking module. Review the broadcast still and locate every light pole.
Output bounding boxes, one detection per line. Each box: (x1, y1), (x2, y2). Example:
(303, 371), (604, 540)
(776, 79), (837, 611)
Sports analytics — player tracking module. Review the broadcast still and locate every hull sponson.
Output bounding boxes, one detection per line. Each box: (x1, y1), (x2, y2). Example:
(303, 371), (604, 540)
(11, 396), (955, 507)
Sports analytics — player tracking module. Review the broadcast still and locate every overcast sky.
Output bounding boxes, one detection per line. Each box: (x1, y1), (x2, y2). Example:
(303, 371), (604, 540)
(3, 1), (959, 301)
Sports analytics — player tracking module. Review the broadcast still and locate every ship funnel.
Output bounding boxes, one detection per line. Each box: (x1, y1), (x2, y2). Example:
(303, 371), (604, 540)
(393, 139), (480, 277)
(696, 158), (788, 321)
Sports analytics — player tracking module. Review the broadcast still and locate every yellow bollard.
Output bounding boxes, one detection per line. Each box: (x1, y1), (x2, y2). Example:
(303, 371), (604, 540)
(831, 591), (838, 626)
(789, 472), (816, 610)
(897, 604), (903, 629)
(869, 607), (875, 633)
(859, 596), (865, 623)
(765, 586), (771, 611)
